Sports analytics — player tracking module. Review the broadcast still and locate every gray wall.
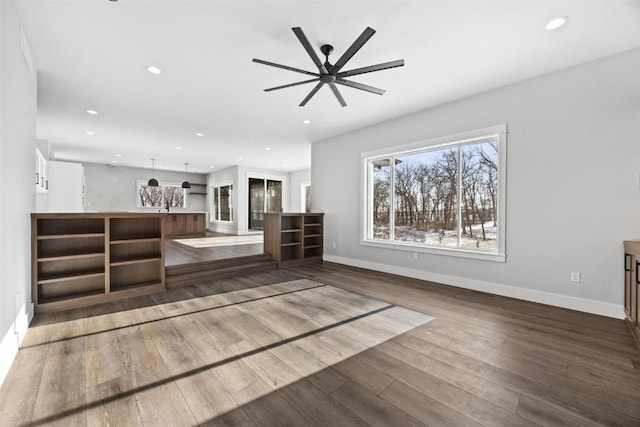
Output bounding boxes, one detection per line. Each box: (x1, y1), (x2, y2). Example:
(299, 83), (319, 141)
(312, 48), (640, 318)
(84, 163), (207, 213)
(0, 1), (38, 384)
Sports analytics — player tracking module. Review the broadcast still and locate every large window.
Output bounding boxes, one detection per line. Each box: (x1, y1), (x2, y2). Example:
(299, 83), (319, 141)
(212, 184), (233, 222)
(137, 182), (186, 208)
(363, 125), (506, 261)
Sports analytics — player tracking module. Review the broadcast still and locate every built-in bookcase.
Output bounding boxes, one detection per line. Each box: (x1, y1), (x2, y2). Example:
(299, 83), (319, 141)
(264, 213), (323, 266)
(32, 213), (165, 312)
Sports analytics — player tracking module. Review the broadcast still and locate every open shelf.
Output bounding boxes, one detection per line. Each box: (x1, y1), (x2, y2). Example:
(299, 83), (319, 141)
(37, 218), (104, 236)
(32, 213), (165, 312)
(38, 289), (105, 306)
(110, 281), (164, 293)
(281, 242), (301, 247)
(264, 213), (323, 267)
(110, 237), (161, 245)
(110, 217), (161, 241)
(38, 252), (105, 263)
(37, 270), (105, 285)
(111, 260), (162, 289)
(38, 232), (105, 240)
(110, 256), (162, 267)
(38, 273), (106, 301)
(37, 235), (105, 259)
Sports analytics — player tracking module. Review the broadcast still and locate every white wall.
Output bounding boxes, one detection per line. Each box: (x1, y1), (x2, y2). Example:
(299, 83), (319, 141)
(83, 163), (207, 212)
(0, 1), (37, 385)
(289, 169), (311, 213)
(313, 48), (640, 318)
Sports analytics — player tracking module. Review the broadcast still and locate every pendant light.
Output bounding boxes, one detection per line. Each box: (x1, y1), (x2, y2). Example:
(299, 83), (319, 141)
(148, 158), (159, 187)
(181, 163), (191, 189)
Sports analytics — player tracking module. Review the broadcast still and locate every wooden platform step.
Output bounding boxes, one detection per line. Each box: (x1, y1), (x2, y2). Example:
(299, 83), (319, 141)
(165, 253), (276, 288)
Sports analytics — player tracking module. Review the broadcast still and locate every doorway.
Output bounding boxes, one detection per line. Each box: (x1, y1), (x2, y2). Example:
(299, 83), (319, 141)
(248, 178), (282, 230)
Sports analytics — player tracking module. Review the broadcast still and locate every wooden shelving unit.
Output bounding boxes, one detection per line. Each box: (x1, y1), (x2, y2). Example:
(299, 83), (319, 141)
(32, 213), (165, 313)
(624, 240), (640, 345)
(264, 213), (323, 267)
(188, 183), (207, 196)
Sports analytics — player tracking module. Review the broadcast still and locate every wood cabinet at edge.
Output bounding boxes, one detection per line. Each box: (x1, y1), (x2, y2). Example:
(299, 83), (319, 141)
(164, 213), (206, 236)
(623, 240), (640, 345)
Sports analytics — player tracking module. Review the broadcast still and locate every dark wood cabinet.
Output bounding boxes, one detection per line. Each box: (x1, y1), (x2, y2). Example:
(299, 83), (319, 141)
(623, 240), (640, 345)
(164, 213), (205, 236)
(165, 214), (186, 236)
(185, 213), (205, 235)
(264, 213), (323, 267)
(32, 213), (165, 313)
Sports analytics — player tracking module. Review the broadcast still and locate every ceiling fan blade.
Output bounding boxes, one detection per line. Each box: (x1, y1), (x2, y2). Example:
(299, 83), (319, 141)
(337, 59), (404, 78)
(299, 82), (324, 106)
(264, 78), (320, 92)
(292, 27), (328, 74)
(335, 78), (386, 95)
(331, 27), (376, 73)
(328, 83), (347, 107)
(252, 58), (318, 77)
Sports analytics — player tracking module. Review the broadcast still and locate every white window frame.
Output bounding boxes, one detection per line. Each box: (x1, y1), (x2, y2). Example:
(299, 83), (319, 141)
(211, 182), (234, 223)
(301, 181), (311, 213)
(361, 124), (507, 262)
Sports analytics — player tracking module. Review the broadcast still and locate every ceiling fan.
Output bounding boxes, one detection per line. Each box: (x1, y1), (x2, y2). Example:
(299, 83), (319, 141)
(253, 27), (404, 107)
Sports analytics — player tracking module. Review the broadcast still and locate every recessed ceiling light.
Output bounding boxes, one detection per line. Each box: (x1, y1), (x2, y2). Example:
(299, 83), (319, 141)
(146, 65), (162, 74)
(238, 157), (243, 160)
(545, 16), (569, 30)
(209, 165), (215, 169)
(86, 109), (98, 115)
(195, 132), (204, 137)
(303, 119), (311, 124)
(282, 163), (288, 167)
(111, 160), (117, 164)
(175, 146), (183, 150)
(85, 131), (94, 135)
(115, 153), (122, 157)
(265, 147), (272, 151)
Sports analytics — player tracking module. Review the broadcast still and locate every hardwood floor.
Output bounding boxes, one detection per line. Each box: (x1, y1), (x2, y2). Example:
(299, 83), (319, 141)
(165, 232), (265, 267)
(1, 262), (639, 426)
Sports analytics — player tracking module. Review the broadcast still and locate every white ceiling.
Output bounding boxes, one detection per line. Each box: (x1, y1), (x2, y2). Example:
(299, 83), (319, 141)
(16, 1), (640, 175)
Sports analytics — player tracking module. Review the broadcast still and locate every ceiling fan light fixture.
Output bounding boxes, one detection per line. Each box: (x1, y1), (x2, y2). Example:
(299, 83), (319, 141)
(148, 158), (159, 187)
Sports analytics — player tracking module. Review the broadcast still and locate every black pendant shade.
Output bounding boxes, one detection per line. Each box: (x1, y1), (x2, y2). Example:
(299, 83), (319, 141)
(148, 158), (159, 187)
(181, 163), (191, 189)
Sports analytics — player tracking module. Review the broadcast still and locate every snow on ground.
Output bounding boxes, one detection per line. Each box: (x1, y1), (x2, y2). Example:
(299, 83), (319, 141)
(374, 221), (497, 251)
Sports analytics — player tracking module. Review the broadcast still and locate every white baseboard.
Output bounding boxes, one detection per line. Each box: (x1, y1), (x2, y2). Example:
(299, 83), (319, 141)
(0, 302), (34, 387)
(324, 254), (625, 319)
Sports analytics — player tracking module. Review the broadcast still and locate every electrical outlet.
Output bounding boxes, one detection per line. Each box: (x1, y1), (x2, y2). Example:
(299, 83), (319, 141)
(413, 252), (418, 260)
(332, 241), (336, 248)
(570, 272), (581, 283)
